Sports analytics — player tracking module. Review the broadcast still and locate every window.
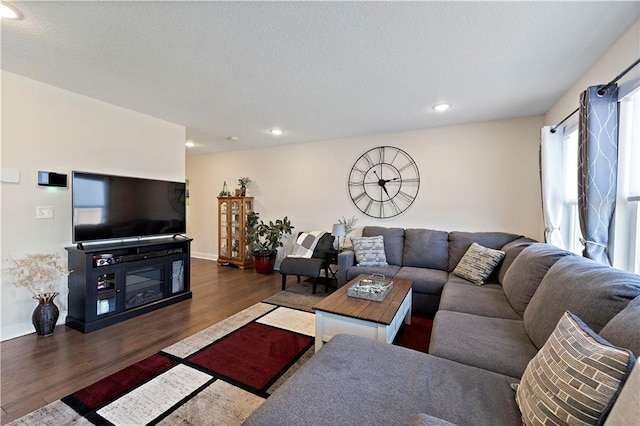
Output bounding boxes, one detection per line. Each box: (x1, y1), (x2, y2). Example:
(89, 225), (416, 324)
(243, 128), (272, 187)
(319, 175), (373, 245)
(613, 87), (640, 273)
(555, 86), (639, 272)
(561, 127), (581, 255)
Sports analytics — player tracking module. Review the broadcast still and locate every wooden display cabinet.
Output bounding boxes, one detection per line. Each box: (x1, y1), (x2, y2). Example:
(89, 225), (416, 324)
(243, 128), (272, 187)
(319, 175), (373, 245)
(217, 196), (253, 268)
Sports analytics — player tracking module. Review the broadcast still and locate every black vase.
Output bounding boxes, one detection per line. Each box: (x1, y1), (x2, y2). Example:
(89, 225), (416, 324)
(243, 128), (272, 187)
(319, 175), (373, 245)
(32, 293), (59, 336)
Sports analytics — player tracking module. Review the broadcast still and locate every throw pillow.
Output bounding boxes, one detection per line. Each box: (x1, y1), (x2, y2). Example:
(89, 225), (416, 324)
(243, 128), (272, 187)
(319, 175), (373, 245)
(350, 235), (388, 267)
(516, 312), (635, 426)
(452, 242), (505, 284)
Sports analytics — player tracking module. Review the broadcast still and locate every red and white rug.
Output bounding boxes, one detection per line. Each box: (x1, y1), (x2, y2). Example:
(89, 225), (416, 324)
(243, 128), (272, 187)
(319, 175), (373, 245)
(9, 300), (430, 425)
(9, 303), (315, 425)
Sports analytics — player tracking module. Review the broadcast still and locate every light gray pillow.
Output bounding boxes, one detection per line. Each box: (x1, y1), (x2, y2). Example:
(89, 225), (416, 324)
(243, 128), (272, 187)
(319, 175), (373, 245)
(516, 312), (635, 426)
(351, 235), (388, 267)
(452, 242), (505, 285)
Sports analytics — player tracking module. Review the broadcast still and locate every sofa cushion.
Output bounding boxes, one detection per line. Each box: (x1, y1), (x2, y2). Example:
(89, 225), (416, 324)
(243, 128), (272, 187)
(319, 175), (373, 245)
(403, 228), (449, 270)
(453, 242), (505, 285)
(429, 311), (538, 378)
(439, 281), (521, 320)
(244, 334), (523, 426)
(346, 265), (401, 282)
(502, 243), (574, 317)
(362, 226), (405, 266)
(496, 237), (537, 284)
(351, 235), (388, 267)
(604, 363), (640, 426)
(524, 256), (640, 349)
(394, 267), (448, 295)
(600, 295), (640, 357)
(448, 231), (520, 272)
(516, 312), (635, 426)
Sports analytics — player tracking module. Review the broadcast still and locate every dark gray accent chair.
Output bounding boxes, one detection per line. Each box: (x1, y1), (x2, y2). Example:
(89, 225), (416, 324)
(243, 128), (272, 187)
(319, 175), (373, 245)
(279, 233), (334, 294)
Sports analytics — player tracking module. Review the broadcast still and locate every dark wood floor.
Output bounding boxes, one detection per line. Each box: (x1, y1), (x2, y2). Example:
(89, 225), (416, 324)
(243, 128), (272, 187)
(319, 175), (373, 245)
(0, 258), (283, 424)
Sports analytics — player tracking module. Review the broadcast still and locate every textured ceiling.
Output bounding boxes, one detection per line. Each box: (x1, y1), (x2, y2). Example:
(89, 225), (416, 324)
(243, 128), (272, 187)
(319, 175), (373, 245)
(2, 1), (639, 156)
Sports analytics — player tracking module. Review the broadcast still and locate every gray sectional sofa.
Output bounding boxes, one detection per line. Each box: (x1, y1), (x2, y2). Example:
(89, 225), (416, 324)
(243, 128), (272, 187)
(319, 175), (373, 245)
(337, 226), (536, 316)
(245, 226), (640, 425)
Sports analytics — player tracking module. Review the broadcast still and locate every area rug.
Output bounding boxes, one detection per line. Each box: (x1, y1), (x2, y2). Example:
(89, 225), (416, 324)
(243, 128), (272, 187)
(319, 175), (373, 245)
(8, 303), (315, 426)
(262, 280), (327, 312)
(10, 300), (432, 425)
(393, 315), (433, 353)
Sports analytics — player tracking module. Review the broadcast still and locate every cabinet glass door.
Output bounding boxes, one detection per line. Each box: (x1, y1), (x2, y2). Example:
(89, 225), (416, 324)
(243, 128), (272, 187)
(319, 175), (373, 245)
(220, 201), (229, 257)
(244, 199), (253, 259)
(171, 259), (185, 293)
(125, 264), (164, 309)
(96, 272), (117, 316)
(231, 200), (240, 258)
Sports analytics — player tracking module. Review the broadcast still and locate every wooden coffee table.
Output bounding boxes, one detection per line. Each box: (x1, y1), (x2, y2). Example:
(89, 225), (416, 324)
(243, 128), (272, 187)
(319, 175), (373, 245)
(313, 274), (413, 352)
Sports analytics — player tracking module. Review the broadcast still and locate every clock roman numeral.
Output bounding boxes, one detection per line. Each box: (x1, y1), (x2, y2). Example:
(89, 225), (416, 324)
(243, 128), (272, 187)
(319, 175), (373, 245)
(397, 190), (415, 203)
(362, 152), (375, 168)
(398, 161), (417, 172)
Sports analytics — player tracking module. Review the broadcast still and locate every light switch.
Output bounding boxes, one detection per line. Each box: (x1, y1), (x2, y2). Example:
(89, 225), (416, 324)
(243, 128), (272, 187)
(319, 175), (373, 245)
(36, 206), (54, 219)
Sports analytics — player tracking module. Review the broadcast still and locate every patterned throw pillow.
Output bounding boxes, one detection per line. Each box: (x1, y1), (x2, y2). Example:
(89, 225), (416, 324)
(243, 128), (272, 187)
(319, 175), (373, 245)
(516, 312), (635, 426)
(351, 235), (388, 267)
(453, 242), (505, 284)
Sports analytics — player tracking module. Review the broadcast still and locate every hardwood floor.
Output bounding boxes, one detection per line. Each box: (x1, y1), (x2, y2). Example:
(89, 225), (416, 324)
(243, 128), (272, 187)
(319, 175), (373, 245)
(0, 258), (283, 424)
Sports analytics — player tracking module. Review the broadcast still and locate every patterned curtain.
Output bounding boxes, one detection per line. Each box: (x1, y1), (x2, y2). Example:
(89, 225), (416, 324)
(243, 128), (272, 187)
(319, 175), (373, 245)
(540, 126), (567, 249)
(578, 85), (619, 265)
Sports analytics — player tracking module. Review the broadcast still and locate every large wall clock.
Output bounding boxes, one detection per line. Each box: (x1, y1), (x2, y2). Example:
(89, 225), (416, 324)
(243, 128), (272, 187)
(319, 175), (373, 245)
(348, 146), (420, 218)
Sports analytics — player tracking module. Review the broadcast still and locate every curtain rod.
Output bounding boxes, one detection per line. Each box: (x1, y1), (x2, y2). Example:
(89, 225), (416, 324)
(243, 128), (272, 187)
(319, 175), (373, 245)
(550, 57), (640, 134)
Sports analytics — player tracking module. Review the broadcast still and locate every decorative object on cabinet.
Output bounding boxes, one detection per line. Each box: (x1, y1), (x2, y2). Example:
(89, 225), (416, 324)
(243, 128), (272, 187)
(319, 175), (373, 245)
(4, 253), (70, 336)
(348, 146), (420, 218)
(65, 238), (192, 333)
(219, 181), (230, 197)
(238, 176), (251, 196)
(218, 196), (254, 268)
(245, 211), (294, 274)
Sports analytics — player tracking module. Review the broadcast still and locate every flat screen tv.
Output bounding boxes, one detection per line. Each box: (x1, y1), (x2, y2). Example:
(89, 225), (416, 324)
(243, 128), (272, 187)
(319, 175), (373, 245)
(72, 171), (186, 243)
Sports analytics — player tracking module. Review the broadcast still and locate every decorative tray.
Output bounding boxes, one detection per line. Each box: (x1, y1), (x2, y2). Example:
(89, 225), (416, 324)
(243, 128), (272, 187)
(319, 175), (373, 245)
(347, 274), (394, 302)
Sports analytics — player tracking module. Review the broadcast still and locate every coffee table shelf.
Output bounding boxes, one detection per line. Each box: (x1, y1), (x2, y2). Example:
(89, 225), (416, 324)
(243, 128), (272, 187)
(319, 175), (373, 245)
(313, 275), (412, 352)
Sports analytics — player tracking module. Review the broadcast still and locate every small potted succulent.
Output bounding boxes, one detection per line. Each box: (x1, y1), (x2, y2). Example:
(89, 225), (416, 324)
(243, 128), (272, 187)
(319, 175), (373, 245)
(246, 211), (294, 273)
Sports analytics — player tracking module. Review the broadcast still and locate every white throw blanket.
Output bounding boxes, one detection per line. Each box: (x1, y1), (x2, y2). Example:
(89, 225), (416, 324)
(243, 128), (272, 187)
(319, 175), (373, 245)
(287, 231), (327, 258)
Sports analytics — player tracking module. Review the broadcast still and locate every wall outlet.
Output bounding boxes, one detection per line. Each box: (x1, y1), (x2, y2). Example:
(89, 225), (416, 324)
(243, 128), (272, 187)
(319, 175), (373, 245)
(36, 206), (54, 219)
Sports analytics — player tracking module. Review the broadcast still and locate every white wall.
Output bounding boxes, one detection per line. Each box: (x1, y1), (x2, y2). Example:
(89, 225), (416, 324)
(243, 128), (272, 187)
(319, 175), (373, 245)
(545, 19), (640, 126)
(187, 115), (545, 260)
(1, 71), (186, 340)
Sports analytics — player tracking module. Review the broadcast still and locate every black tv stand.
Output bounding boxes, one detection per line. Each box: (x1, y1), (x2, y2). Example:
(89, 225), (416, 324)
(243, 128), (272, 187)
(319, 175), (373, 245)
(65, 237), (192, 333)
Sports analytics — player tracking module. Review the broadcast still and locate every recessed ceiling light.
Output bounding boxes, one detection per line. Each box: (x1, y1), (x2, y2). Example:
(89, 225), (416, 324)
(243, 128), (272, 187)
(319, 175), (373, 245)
(0, 2), (23, 19)
(185, 141), (195, 148)
(269, 128), (284, 136)
(227, 136), (239, 142)
(432, 103), (451, 112)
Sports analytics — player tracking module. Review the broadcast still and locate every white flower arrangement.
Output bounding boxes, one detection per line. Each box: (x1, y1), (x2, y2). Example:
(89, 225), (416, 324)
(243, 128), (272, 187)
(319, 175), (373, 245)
(4, 253), (70, 302)
(338, 215), (358, 234)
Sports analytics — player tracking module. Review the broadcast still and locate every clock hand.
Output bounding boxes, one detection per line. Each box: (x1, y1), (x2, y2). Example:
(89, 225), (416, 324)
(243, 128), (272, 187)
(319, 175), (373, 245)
(382, 185), (391, 199)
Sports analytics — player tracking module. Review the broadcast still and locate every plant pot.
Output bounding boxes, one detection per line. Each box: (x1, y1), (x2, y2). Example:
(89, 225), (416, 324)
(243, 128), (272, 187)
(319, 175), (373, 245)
(32, 292), (59, 336)
(253, 252), (276, 274)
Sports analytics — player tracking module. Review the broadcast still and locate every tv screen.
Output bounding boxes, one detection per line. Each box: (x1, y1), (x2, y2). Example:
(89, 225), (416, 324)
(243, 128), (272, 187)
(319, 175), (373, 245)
(72, 171), (186, 243)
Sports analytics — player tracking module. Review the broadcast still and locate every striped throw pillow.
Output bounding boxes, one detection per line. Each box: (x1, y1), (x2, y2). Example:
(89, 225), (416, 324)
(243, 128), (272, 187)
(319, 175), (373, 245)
(453, 242), (505, 284)
(516, 312), (635, 426)
(351, 235), (388, 267)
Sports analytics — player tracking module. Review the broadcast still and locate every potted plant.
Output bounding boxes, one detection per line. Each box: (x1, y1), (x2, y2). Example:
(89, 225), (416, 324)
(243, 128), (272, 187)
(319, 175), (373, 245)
(246, 211), (294, 273)
(4, 253), (70, 336)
